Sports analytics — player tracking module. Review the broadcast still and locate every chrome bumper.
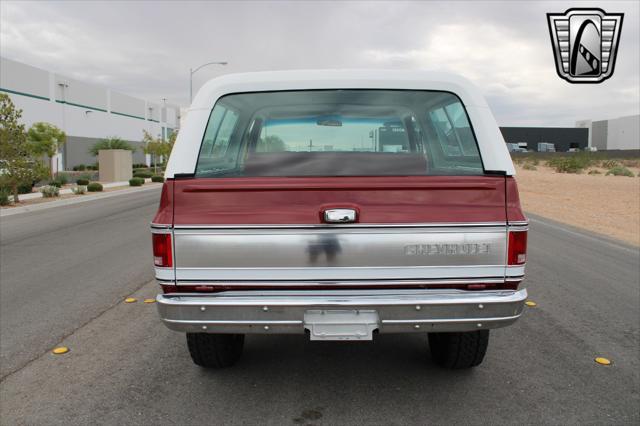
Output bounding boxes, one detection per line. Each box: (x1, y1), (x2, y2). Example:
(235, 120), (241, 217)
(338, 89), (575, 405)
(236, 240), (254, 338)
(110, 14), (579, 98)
(156, 288), (527, 335)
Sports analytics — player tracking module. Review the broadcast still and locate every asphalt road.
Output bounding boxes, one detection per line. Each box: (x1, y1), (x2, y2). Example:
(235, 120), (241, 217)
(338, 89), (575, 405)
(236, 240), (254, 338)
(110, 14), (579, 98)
(1, 192), (638, 425)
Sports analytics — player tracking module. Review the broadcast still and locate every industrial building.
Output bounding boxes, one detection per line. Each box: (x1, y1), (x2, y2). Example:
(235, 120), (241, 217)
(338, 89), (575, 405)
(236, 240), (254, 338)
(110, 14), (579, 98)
(0, 57), (179, 171)
(576, 115), (640, 151)
(499, 127), (589, 152)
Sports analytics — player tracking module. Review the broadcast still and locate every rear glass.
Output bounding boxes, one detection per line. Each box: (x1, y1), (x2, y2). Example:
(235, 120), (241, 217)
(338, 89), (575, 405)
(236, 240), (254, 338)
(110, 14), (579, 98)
(195, 90), (484, 177)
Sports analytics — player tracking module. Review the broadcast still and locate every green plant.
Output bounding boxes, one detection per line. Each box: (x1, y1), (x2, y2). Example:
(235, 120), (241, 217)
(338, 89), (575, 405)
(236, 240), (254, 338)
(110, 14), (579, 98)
(40, 185), (60, 197)
(73, 164), (86, 171)
(587, 169), (601, 175)
(87, 182), (103, 192)
(600, 160), (620, 169)
(55, 173), (69, 185)
(606, 166), (634, 177)
(27, 122), (66, 179)
(76, 178), (90, 185)
(72, 185), (87, 195)
(49, 180), (63, 188)
(0, 188), (11, 206)
(151, 175), (164, 183)
(129, 177), (145, 186)
(522, 162), (537, 170)
(547, 154), (595, 173)
(132, 163), (148, 169)
(133, 171), (153, 179)
(89, 137), (135, 156)
(141, 129), (175, 174)
(0, 93), (49, 202)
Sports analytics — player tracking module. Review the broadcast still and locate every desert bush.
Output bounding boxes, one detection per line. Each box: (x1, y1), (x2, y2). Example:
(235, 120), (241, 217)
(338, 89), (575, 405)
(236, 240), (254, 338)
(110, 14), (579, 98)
(89, 137), (135, 156)
(622, 159), (640, 168)
(587, 169), (601, 175)
(600, 160), (621, 169)
(151, 175), (164, 183)
(133, 171), (153, 179)
(76, 178), (90, 185)
(40, 185), (60, 197)
(547, 154), (595, 173)
(72, 185), (87, 195)
(73, 164), (86, 171)
(522, 163), (537, 170)
(606, 166), (634, 177)
(55, 173), (70, 185)
(87, 182), (103, 192)
(129, 177), (145, 186)
(132, 163), (148, 169)
(0, 188), (11, 206)
(49, 179), (63, 188)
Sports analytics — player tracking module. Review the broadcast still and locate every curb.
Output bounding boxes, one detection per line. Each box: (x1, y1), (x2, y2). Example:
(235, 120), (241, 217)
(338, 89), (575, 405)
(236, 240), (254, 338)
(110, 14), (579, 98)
(1, 183), (162, 217)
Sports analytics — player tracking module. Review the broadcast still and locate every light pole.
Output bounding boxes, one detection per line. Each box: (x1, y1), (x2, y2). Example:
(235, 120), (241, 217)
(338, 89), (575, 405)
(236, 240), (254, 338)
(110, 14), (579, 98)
(190, 61), (227, 104)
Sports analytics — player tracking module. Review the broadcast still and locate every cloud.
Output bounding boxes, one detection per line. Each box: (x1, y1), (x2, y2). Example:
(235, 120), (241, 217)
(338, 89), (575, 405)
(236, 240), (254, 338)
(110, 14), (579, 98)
(1, 0), (638, 126)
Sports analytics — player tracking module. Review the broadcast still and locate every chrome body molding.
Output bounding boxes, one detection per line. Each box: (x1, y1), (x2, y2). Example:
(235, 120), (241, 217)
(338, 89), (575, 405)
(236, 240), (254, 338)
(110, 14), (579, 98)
(156, 288), (527, 334)
(172, 225), (508, 281)
(167, 277), (507, 287)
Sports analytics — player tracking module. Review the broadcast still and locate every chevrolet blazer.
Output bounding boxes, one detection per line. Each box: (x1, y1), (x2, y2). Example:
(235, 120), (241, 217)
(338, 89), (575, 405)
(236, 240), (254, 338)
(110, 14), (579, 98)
(152, 70), (528, 369)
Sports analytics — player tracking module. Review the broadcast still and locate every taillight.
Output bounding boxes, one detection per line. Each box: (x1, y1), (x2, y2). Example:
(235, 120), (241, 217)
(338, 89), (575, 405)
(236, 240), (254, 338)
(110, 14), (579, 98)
(508, 230), (527, 265)
(152, 233), (172, 267)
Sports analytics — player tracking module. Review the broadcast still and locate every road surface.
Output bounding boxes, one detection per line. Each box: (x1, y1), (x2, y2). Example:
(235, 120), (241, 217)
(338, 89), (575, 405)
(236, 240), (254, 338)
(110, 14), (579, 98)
(1, 191), (638, 425)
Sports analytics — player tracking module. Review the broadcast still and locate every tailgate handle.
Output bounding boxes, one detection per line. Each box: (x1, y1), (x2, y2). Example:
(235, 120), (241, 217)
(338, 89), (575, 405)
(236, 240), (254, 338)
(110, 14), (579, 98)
(324, 209), (356, 223)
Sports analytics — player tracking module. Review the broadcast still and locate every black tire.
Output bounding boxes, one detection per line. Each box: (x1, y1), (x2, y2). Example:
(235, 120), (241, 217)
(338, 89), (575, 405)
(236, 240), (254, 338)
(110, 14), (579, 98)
(186, 333), (245, 368)
(428, 330), (489, 369)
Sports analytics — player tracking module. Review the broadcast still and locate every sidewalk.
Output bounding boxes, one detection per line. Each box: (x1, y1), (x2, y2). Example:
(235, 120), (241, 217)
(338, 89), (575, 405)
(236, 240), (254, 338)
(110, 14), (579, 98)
(17, 180), (144, 201)
(1, 181), (162, 217)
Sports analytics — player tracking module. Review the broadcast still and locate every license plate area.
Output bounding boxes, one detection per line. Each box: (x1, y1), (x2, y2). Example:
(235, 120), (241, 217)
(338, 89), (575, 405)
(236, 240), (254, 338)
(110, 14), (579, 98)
(304, 310), (379, 341)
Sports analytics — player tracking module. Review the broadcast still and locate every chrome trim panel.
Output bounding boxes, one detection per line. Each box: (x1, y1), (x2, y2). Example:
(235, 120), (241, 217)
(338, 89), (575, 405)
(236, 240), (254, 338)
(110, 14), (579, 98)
(169, 277), (507, 287)
(173, 266), (508, 281)
(155, 268), (175, 281)
(173, 226), (507, 281)
(156, 288), (527, 334)
(506, 265), (526, 277)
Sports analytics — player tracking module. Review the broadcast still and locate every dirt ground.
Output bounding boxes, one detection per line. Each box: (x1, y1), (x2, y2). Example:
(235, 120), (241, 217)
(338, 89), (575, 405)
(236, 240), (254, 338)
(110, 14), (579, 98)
(515, 164), (640, 246)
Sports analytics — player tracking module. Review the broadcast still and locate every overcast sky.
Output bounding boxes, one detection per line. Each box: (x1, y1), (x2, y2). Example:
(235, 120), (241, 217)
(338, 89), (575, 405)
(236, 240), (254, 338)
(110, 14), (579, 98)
(1, 0), (638, 126)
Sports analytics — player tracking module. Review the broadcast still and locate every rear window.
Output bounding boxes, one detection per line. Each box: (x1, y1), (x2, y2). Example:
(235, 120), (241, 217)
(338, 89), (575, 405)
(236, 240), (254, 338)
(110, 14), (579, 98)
(195, 90), (484, 177)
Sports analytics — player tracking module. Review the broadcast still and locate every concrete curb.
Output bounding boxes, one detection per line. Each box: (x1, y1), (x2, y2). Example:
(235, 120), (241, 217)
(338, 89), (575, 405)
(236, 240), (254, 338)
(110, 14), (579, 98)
(1, 183), (162, 217)
(18, 179), (152, 201)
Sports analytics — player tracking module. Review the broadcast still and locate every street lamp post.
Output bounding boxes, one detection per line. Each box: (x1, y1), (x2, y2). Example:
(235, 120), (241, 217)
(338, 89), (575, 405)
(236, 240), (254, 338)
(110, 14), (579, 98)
(190, 61), (227, 104)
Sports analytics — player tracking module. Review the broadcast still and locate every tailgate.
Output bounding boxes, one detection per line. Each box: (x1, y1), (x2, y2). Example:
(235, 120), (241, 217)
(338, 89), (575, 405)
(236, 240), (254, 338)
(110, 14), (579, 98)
(171, 175), (508, 285)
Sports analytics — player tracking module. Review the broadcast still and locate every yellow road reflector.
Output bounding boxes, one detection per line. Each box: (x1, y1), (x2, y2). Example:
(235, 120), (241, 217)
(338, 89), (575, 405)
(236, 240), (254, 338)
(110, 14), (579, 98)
(525, 301), (537, 307)
(124, 297), (137, 303)
(52, 346), (69, 355)
(595, 357), (611, 365)
(143, 298), (156, 304)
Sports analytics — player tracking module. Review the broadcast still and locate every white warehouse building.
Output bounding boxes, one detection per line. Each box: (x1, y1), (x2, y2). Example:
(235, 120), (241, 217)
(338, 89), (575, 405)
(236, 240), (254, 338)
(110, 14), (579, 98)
(576, 114), (640, 151)
(0, 56), (180, 171)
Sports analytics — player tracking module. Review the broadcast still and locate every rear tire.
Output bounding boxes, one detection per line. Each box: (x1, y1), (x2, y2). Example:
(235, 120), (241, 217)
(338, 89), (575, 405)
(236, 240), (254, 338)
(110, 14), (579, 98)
(186, 333), (245, 368)
(428, 330), (489, 369)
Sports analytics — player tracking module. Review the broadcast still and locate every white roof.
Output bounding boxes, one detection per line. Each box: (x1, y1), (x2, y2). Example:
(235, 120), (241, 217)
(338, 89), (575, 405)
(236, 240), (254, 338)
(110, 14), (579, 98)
(167, 69), (515, 177)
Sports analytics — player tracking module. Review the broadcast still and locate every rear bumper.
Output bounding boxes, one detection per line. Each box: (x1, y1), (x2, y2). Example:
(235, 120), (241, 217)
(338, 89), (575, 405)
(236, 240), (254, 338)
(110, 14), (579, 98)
(156, 288), (527, 334)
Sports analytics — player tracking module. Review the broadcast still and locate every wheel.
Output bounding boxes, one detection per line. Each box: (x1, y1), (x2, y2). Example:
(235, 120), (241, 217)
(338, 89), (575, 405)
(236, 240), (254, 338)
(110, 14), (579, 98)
(186, 333), (245, 368)
(428, 330), (489, 369)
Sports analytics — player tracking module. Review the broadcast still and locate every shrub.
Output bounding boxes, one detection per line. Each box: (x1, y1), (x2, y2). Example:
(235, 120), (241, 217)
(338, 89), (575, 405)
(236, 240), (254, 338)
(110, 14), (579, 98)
(133, 171), (153, 179)
(600, 160), (620, 169)
(76, 178), (90, 185)
(0, 188), (11, 206)
(547, 154), (594, 173)
(73, 164), (86, 171)
(587, 169), (601, 175)
(17, 181), (34, 194)
(40, 185), (60, 197)
(606, 166), (634, 177)
(129, 177), (145, 186)
(72, 185), (87, 195)
(522, 163), (537, 170)
(87, 182), (103, 192)
(55, 173), (69, 185)
(132, 163), (148, 169)
(89, 137), (135, 156)
(49, 180), (63, 188)
(151, 175), (164, 183)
